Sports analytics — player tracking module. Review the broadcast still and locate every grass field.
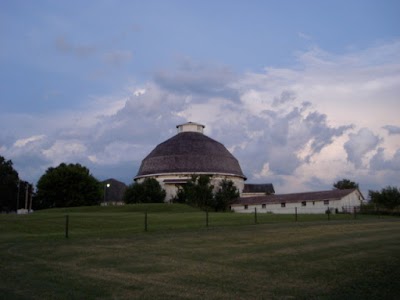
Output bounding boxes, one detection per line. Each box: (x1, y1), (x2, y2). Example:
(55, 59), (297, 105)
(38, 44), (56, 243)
(1, 204), (399, 299)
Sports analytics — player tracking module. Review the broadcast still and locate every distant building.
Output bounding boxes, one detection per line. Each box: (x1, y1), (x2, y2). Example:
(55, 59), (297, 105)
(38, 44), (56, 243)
(231, 188), (364, 214)
(242, 183), (275, 197)
(102, 178), (127, 205)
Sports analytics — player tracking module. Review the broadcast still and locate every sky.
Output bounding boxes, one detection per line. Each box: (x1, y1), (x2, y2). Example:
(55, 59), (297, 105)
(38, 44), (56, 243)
(1, 0), (399, 197)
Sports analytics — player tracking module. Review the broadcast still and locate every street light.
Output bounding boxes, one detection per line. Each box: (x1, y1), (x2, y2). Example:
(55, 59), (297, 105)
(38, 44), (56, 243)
(104, 183), (110, 205)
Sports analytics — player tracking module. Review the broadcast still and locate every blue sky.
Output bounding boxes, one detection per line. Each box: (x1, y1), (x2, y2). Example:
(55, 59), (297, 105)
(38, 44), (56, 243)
(1, 0), (399, 196)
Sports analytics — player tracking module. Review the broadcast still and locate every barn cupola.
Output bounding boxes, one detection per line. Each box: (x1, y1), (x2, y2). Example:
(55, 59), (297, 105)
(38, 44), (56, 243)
(176, 121), (205, 134)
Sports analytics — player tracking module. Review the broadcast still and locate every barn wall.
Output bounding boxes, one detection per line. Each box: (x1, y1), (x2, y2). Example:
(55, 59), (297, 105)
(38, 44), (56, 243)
(231, 190), (363, 214)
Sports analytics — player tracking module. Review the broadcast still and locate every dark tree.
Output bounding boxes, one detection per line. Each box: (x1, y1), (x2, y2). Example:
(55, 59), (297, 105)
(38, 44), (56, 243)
(214, 179), (240, 211)
(0, 156), (19, 212)
(177, 175), (214, 210)
(124, 178), (166, 204)
(333, 178), (359, 190)
(35, 163), (102, 209)
(369, 186), (400, 210)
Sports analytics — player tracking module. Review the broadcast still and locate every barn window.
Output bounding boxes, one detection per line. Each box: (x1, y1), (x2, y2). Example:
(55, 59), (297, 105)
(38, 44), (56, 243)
(262, 204), (266, 209)
(281, 203), (286, 207)
(302, 201), (306, 206)
(324, 200), (329, 205)
(244, 205), (248, 210)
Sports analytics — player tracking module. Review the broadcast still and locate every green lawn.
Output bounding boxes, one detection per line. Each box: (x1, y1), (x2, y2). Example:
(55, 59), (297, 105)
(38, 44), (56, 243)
(1, 204), (399, 299)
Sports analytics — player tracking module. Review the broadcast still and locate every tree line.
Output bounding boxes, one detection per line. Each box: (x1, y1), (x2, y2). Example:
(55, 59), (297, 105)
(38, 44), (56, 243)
(333, 178), (400, 212)
(0, 156), (34, 212)
(0, 155), (239, 212)
(1, 155), (400, 212)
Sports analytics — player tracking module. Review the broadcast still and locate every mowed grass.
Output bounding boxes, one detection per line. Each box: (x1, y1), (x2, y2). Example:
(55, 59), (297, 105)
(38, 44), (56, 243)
(1, 204), (399, 299)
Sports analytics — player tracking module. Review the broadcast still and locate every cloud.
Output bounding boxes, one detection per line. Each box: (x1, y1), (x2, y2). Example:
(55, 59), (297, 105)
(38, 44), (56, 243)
(344, 128), (382, 168)
(370, 148), (400, 171)
(103, 50), (133, 66)
(14, 135), (45, 147)
(55, 36), (96, 57)
(42, 140), (87, 165)
(298, 32), (313, 41)
(383, 125), (400, 135)
(154, 60), (240, 102)
(2, 40), (399, 195)
(272, 90), (297, 107)
(229, 103), (352, 178)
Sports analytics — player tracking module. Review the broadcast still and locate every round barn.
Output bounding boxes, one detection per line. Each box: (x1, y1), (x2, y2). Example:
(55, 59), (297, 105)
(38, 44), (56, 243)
(134, 122), (246, 202)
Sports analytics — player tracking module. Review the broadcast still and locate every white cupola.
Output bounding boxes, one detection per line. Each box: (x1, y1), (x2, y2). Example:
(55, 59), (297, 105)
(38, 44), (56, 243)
(176, 122), (205, 134)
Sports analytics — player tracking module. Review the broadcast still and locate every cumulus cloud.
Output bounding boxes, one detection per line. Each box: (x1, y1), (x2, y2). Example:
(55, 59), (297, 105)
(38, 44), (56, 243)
(344, 128), (382, 168)
(2, 40), (400, 195)
(370, 148), (400, 171)
(383, 125), (400, 135)
(42, 140), (88, 166)
(272, 90), (297, 107)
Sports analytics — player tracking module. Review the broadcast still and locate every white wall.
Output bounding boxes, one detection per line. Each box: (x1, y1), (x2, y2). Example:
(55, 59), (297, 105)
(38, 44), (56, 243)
(231, 190), (363, 214)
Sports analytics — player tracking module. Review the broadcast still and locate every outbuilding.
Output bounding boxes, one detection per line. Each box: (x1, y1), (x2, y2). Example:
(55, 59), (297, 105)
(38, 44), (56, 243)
(231, 188), (364, 214)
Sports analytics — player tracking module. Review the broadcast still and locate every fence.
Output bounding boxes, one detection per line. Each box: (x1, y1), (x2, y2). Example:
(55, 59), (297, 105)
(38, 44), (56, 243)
(2, 207), (397, 240)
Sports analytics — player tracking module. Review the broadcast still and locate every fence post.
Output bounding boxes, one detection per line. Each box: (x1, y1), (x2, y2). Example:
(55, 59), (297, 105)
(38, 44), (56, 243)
(144, 211), (148, 232)
(327, 208), (330, 221)
(353, 207), (357, 219)
(295, 207), (298, 222)
(254, 207), (258, 224)
(65, 215), (69, 239)
(206, 209), (209, 228)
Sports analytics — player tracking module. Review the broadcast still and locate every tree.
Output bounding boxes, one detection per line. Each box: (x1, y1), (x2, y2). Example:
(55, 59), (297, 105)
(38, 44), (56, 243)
(35, 163), (102, 209)
(333, 178), (359, 190)
(214, 179), (240, 211)
(176, 175), (214, 210)
(369, 186), (400, 210)
(175, 175), (214, 209)
(124, 178), (166, 204)
(0, 156), (19, 212)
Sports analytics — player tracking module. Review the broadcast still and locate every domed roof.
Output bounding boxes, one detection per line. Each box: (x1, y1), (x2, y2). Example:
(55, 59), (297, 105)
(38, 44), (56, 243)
(135, 131), (246, 179)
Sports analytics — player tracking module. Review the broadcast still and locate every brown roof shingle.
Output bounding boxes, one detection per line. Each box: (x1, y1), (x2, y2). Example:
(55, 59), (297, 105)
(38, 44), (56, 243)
(136, 132), (246, 179)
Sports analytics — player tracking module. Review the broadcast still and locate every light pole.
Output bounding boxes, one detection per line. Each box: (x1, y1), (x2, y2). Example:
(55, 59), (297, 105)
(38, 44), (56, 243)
(104, 183), (110, 205)
(16, 180), (20, 213)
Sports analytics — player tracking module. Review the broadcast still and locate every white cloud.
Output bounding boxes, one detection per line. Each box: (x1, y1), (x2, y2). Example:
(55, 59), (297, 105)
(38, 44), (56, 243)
(1, 40), (399, 194)
(344, 128), (382, 168)
(42, 140), (87, 165)
(14, 135), (45, 147)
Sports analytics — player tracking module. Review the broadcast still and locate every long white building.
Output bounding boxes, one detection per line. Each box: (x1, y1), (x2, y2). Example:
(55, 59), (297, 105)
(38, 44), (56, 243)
(231, 188), (364, 214)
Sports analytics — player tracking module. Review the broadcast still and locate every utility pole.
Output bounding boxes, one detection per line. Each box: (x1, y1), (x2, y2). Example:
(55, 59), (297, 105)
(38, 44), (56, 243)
(24, 184), (29, 210)
(29, 185), (33, 212)
(16, 180), (20, 213)
(103, 183), (110, 205)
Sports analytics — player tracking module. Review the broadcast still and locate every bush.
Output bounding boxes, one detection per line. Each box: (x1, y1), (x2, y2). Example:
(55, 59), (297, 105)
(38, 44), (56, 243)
(124, 178), (166, 204)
